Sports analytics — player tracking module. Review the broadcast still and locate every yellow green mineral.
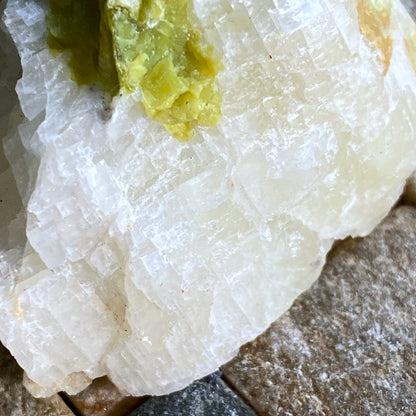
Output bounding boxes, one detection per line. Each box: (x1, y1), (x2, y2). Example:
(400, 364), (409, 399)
(46, 0), (223, 141)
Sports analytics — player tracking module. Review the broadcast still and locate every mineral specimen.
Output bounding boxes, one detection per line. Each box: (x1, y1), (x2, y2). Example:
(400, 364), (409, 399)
(1, 0), (416, 398)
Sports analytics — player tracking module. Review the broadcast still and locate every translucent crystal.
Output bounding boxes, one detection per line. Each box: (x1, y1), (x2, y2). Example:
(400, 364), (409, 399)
(1, 0), (416, 397)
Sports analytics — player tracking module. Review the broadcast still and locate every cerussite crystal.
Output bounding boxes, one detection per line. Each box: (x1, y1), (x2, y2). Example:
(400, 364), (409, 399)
(1, 0), (416, 398)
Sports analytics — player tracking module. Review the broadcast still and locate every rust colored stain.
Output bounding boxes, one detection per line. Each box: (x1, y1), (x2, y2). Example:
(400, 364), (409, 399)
(405, 33), (416, 73)
(357, 0), (393, 75)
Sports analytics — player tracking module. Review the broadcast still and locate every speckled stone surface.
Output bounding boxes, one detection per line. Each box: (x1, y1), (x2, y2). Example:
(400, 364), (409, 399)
(222, 206), (416, 416)
(0, 343), (73, 416)
(67, 377), (146, 416)
(129, 372), (257, 416)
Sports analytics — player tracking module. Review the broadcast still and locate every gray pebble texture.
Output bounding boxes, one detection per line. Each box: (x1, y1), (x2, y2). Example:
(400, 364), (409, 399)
(129, 372), (257, 416)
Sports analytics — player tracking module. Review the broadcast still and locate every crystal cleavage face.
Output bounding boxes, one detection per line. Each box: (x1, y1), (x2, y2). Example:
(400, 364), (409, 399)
(1, 0), (416, 397)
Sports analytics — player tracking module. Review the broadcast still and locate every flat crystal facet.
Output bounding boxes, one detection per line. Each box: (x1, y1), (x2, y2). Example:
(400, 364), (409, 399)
(1, 0), (416, 397)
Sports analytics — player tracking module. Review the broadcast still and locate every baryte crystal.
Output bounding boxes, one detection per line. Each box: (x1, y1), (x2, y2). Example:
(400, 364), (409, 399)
(1, 0), (416, 398)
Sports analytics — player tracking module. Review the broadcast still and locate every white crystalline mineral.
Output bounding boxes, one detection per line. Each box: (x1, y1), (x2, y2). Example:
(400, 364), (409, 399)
(1, 0), (416, 397)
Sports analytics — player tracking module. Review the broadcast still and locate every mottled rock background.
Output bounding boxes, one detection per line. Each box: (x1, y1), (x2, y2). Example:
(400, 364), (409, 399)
(130, 373), (257, 416)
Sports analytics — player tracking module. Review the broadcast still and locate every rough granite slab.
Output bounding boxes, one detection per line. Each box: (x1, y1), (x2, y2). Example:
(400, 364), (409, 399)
(222, 206), (416, 416)
(0, 343), (73, 416)
(129, 372), (257, 416)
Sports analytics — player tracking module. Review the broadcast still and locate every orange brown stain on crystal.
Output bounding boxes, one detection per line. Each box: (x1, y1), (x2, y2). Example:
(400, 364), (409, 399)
(357, 0), (393, 76)
(404, 33), (416, 74)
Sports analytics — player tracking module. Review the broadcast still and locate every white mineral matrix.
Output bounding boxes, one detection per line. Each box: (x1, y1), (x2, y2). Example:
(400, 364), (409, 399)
(1, 0), (416, 398)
